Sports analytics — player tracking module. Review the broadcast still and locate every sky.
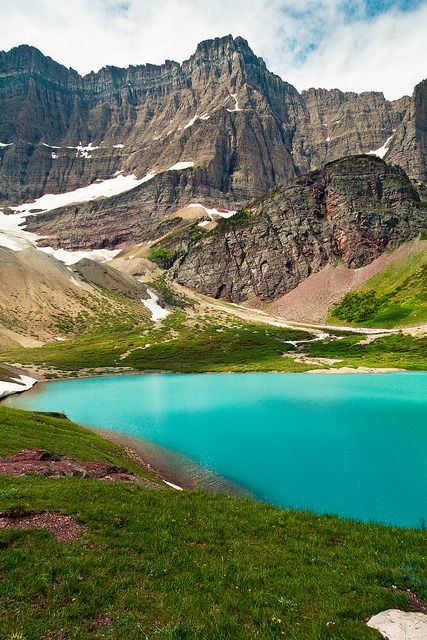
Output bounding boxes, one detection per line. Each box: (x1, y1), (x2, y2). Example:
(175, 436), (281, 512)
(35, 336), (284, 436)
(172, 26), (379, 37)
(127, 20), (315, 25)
(0, 0), (426, 99)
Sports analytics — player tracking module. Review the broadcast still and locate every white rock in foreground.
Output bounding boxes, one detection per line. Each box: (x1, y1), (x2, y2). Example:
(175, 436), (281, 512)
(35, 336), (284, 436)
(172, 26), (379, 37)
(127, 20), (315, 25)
(367, 609), (427, 639)
(0, 375), (37, 400)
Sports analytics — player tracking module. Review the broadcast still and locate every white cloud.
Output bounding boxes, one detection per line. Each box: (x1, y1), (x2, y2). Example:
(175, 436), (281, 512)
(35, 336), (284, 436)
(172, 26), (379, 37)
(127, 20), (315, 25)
(0, 0), (425, 99)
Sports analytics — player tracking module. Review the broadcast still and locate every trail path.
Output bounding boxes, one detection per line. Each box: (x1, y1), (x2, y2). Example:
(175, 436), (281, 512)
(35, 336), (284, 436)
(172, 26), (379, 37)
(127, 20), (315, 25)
(172, 282), (423, 336)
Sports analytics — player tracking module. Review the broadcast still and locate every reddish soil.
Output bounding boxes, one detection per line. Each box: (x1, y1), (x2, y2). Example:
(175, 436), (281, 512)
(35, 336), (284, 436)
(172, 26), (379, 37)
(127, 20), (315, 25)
(0, 448), (160, 488)
(0, 512), (84, 541)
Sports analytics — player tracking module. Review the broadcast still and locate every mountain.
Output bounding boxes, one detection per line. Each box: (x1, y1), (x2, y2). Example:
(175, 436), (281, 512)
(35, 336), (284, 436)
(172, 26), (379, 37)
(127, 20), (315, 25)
(0, 37), (424, 236)
(171, 156), (426, 302)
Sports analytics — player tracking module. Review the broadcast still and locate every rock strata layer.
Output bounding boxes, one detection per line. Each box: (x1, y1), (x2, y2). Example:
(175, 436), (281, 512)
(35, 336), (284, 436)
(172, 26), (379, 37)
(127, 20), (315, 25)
(0, 36), (425, 215)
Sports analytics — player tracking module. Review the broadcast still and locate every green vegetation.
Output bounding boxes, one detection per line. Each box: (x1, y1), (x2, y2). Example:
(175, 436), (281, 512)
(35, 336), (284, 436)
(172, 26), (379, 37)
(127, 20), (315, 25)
(147, 247), (177, 269)
(214, 208), (251, 234)
(1, 406), (426, 639)
(0, 312), (313, 374)
(1, 306), (427, 374)
(304, 333), (427, 370)
(149, 277), (191, 309)
(0, 407), (150, 477)
(330, 246), (427, 328)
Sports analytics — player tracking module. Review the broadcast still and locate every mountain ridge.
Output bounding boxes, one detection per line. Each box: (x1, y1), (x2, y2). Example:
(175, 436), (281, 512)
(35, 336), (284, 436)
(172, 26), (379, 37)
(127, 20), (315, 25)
(1, 35), (425, 211)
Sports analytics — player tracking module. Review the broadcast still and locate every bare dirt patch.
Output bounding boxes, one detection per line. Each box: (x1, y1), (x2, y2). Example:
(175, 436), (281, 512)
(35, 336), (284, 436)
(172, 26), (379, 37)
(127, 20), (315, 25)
(0, 512), (85, 541)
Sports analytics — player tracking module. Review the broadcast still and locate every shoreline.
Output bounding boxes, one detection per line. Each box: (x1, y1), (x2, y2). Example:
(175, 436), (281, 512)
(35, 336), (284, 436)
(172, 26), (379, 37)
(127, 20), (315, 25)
(0, 364), (419, 404)
(88, 427), (250, 496)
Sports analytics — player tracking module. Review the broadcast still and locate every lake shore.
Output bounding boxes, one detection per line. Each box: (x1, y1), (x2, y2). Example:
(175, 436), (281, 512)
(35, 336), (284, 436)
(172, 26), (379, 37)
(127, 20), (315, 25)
(88, 426), (250, 497)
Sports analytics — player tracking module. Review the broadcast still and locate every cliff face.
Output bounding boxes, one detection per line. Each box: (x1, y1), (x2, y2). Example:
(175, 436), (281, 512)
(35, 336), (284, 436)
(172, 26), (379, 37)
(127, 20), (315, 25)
(172, 156), (426, 302)
(387, 79), (427, 183)
(0, 38), (299, 204)
(0, 37), (425, 213)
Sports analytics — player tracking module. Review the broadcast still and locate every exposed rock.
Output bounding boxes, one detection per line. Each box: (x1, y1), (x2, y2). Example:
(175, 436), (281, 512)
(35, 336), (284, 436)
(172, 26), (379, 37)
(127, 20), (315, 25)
(367, 609), (427, 640)
(173, 156), (426, 302)
(388, 79), (427, 183)
(0, 448), (160, 488)
(0, 512), (85, 542)
(0, 37), (425, 252)
(72, 258), (150, 301)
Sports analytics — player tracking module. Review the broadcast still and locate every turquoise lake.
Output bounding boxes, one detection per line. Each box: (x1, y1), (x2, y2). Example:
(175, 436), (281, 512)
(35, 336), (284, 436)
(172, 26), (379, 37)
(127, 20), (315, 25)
(6, 372), (427, 528)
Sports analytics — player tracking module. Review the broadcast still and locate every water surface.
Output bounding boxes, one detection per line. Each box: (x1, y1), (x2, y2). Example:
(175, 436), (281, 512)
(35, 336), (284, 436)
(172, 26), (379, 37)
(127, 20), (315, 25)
(7, 372), (427, 527)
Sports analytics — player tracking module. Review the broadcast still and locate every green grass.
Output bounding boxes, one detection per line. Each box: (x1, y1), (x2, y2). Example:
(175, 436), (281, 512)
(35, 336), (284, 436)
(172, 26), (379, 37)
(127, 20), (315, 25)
(304, 333), (427, 370)
(1, 308), (427, 374)
(330, 245), (427, 328)
(0, 406), (152, 478)
(0, 313), (313, 375)
(1, 406), (426, 639)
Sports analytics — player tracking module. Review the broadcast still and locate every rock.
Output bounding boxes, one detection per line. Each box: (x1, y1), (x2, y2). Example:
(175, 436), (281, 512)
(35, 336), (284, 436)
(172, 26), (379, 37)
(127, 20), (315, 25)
(0, 37), (425, 246)
(172, 156), (426, 302)
(367, 609), (427, 639)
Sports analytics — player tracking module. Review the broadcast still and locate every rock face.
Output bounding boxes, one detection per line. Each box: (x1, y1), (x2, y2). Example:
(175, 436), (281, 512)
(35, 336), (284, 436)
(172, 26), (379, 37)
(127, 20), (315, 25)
(173, 156), (426, 302)
(0, 36), (425, 217)
(387, 79), (427, 183)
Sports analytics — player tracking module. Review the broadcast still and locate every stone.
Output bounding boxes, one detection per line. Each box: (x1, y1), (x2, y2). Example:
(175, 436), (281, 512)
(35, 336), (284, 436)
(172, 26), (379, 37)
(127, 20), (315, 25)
(367, 609), (427, 640)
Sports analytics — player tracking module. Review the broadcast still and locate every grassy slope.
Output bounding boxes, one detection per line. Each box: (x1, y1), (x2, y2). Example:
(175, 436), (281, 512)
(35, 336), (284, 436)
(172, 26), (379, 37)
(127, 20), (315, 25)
(1, 406), (426, 640)
(0, 406), (153, 478)
(329, 246), (427, 328)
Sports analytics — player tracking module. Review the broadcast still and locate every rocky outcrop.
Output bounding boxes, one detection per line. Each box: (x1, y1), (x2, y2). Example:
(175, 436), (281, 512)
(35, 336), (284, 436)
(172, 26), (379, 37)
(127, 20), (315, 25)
(172, 156), (426, 302)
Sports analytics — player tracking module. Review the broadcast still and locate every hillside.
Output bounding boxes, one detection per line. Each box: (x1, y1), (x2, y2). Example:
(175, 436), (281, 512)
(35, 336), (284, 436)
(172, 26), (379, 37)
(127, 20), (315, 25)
(330, 240), (427, 328)
(0, 247), (151, 343)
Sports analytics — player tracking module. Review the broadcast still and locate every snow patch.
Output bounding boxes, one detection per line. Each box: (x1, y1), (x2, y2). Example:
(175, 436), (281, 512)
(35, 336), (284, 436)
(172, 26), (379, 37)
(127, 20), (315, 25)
(184, 113), (210, 129)
(51, 152), (58, 159)
(40, 247), (121, 266)
(367, 135), (394, 159)
(188, 203), (237, 219)
(69, 277), (82, 288)
(0, 142), (12, 147)
(168, 161), (194, 171)
(42, 143), (61, 149)
(163, 480), (183, 491)
(226, 93), (242, 113)
(73, 142), (101, 159)
(12, 173), (156, 216)
(0, 210), (39, 251)
(198, 220), (211, 227)
(113, 144), (124, 148)
(325, 136), (331, 143)
(141, 289), (169, 321)
(0, 375), (37, 400)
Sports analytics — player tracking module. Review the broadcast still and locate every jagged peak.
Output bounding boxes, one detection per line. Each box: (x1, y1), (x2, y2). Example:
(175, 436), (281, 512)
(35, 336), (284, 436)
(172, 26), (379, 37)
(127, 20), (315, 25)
(190, 34), (265, 68)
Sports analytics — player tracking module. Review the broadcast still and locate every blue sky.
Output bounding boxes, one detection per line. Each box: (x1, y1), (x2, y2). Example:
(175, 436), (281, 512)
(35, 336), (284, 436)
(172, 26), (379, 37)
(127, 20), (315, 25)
(0, 0), (426, 98)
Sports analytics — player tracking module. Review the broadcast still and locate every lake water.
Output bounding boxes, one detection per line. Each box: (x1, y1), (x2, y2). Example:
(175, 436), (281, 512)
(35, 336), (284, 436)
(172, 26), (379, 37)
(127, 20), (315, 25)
(6, 372), (427, 528)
